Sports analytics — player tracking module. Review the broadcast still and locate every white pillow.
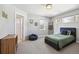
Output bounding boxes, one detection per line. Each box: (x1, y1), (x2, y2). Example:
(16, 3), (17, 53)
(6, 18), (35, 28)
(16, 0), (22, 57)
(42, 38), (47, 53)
(67, 30), (71, 35)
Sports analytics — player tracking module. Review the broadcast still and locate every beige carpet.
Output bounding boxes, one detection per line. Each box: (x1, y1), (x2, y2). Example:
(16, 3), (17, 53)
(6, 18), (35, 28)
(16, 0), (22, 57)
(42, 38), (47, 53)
(16, 38), (79, 54)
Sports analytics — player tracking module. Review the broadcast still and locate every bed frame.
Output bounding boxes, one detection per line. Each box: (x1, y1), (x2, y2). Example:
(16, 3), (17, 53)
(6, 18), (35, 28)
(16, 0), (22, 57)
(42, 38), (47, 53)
(45, 28), (76, 50)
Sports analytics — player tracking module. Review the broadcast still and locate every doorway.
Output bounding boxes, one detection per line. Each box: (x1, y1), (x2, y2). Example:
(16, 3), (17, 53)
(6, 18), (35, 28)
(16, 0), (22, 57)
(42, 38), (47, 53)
(15, 14), (24, 44)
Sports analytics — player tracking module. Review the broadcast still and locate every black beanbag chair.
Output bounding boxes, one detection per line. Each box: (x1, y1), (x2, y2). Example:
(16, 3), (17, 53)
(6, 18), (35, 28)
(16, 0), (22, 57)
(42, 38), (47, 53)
(29, 34), (38, 41)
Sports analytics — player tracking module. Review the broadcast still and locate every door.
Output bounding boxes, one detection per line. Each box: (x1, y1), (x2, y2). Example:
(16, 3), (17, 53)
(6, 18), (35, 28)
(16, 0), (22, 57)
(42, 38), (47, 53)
(15, 14), (24, 43)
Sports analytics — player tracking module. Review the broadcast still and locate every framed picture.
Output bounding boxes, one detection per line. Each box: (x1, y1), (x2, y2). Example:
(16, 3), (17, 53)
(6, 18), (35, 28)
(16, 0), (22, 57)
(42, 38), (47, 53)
(29, 19), (33, 24)
(1, 11), (8, 19)
(34, 22), (38, 26)
(54, 18), (62, 23)
(0, 7), (9, 20)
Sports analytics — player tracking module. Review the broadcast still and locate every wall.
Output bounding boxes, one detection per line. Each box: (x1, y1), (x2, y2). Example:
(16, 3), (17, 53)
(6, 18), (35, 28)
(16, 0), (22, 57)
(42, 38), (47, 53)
(27, 14), (49, 38)
(0, 4), (49, 39)
(0, 4), (28, 40)
(0, 4), (15, 38)
(53, 8), (79, 42)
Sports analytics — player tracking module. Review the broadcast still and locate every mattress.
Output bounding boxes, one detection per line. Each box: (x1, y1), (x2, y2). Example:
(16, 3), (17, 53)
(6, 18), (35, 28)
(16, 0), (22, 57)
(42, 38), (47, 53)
(45, 34), (74, 48)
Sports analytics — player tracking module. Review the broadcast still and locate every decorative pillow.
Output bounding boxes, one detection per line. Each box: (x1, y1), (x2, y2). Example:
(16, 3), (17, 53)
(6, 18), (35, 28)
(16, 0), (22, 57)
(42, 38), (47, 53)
(61, 31), (67, 35)
(67, 30), (71, 35)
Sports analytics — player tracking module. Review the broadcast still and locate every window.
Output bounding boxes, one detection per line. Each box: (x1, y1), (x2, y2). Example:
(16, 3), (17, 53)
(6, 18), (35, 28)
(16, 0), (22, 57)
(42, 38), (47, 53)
(40, 20), (45, 30)
(62, 16), (75, 23)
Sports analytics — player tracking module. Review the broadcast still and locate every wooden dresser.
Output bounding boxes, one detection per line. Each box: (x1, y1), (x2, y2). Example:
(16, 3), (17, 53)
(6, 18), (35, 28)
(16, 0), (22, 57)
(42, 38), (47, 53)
(0, 34), (17, 54)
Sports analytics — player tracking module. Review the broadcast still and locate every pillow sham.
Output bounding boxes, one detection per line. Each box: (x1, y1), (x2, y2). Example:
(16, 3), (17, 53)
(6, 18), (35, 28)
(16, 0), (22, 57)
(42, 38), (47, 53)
(67, 30), (71, 35)
(61, 31), (67, 35)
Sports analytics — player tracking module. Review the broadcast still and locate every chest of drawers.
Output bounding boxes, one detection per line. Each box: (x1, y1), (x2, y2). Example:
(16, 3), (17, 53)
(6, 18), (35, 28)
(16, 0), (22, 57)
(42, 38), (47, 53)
(0, 34), (17, 54)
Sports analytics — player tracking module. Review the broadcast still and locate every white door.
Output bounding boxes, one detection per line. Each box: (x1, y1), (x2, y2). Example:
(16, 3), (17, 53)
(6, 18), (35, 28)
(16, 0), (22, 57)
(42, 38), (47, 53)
(16, 14), (24, 43)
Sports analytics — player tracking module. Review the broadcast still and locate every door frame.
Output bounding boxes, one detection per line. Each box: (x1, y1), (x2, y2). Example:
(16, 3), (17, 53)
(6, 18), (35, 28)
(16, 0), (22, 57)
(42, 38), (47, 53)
(15, 8), (26, 42)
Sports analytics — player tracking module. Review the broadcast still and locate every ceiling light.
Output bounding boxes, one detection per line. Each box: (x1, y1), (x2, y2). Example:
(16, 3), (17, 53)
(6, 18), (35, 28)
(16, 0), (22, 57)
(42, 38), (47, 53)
(46, 4), (52, 9)
(42, 4), (52, 9)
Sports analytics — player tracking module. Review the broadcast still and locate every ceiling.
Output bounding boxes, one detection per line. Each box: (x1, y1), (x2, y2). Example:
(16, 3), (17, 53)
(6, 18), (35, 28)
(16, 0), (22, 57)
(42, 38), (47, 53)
(13, 4), (79, 17)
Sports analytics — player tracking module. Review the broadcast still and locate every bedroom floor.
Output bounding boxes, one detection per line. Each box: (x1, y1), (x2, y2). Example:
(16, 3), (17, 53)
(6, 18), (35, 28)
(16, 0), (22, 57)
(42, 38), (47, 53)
(16, 37), (79, 54)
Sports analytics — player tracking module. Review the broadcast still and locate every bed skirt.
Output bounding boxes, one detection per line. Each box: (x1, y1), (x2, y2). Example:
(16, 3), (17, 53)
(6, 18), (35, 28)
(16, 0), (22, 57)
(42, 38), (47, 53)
(45, 37), (76, 51)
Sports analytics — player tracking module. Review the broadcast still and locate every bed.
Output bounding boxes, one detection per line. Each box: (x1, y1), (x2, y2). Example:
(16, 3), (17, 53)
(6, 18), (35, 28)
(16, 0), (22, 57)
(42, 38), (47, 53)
(45, 28), (76, 50)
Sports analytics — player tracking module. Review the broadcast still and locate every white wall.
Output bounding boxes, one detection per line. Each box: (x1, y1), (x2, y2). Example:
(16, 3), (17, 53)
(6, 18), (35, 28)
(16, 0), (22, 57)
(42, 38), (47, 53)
(53, 8), (79, 42)
(0, 4), (28, 40)
(27, 14), (49, 38)
(0, 4), (49, 39)
(0, 5), (15, 38)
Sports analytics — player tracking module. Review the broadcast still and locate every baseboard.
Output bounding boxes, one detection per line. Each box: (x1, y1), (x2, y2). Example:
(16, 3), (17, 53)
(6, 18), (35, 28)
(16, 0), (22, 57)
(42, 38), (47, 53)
(76, 41), (79, 43)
